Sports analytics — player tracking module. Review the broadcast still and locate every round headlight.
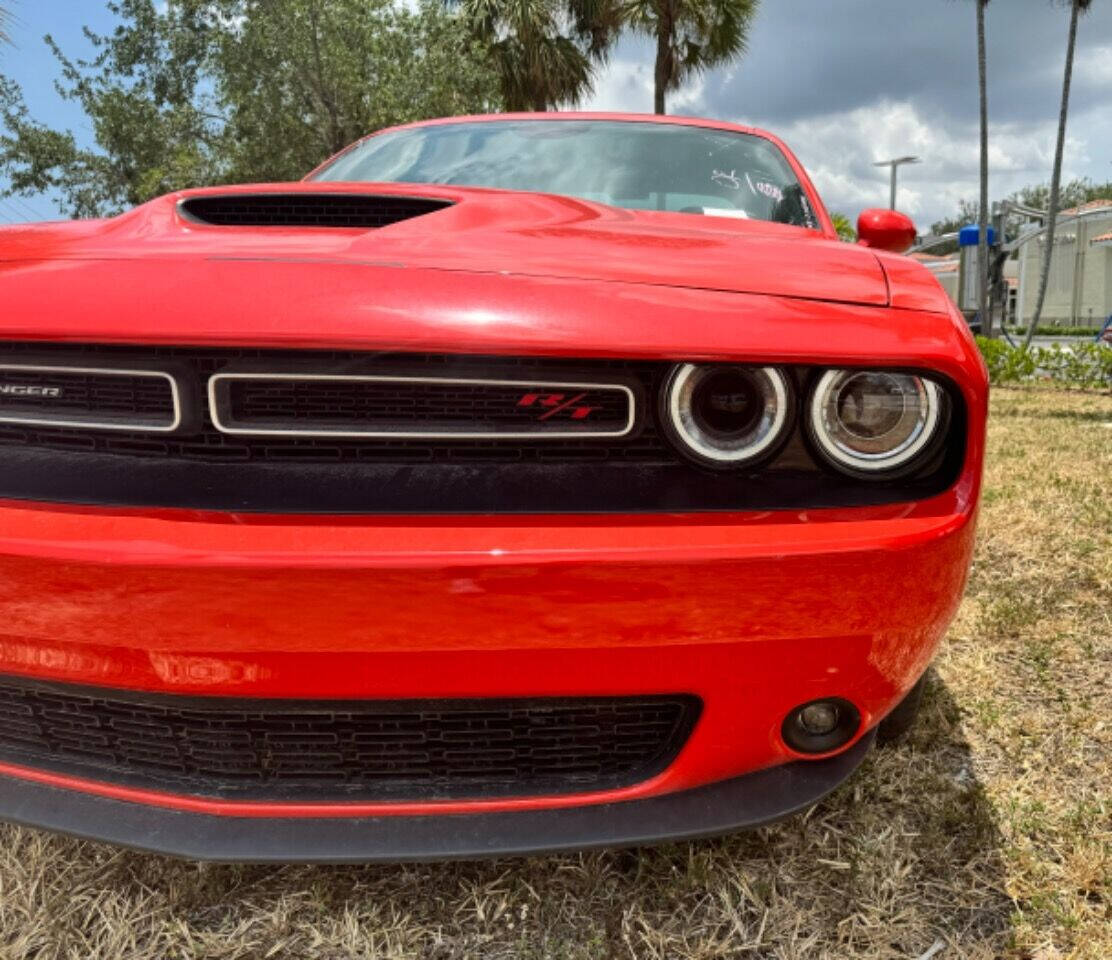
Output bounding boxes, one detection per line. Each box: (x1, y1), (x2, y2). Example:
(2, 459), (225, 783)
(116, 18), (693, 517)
(808, 369), (945, 475)
(664, 363), (792, 467)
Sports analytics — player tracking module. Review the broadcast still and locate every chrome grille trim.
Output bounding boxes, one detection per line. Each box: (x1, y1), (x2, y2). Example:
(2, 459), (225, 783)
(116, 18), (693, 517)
(0, 363), (182, 432)
(207, 372), (637, 439)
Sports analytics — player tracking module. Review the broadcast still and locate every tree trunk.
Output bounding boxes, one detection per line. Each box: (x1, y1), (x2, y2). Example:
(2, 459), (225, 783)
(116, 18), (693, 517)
(654, 23), (669, 114)
(977, 0), (992, 337)
(1026, 0), (1081, 347)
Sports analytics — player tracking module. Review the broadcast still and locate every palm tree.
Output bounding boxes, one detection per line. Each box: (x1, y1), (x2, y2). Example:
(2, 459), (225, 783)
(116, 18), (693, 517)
(456, 0), (614, 111)
(830, 212), (856, 243)
(625, 0), (760, 115)
(1025, 0), (1093, 347)
(976, 0), (991, 337)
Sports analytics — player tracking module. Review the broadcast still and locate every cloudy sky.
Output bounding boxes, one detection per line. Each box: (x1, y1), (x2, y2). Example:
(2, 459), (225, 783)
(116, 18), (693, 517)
(1, 0), (1110, 228)
(582, 0), (1112, 227)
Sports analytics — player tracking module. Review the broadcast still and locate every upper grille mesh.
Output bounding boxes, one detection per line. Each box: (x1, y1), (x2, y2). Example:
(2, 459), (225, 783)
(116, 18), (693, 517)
(179, 194), (452, 228)
(0, 369), (171, 417)
(0, 365), (177, 430)
(0, 677), (700, 801)
(218, 376), (632, 436)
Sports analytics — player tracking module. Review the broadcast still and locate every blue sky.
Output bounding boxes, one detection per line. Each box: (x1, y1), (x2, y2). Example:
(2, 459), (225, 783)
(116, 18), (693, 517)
(0, 1), (123, 223)
(2, 0), (1111, 228)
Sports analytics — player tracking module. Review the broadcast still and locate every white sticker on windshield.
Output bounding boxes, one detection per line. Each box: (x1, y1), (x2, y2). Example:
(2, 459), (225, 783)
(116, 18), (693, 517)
(745, 171), (784, 202)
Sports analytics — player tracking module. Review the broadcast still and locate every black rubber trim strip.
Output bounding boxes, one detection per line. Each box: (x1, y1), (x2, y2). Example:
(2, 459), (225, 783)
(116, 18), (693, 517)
(0, 449), (957, 514)
(0, 732), (874, 863)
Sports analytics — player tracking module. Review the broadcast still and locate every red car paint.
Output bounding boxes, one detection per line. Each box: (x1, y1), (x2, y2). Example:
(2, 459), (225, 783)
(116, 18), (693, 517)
(0, 113), (987, 838)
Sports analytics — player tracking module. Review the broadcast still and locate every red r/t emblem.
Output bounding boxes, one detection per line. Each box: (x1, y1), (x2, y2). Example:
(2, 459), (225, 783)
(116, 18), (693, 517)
(517, 392), (599, 420)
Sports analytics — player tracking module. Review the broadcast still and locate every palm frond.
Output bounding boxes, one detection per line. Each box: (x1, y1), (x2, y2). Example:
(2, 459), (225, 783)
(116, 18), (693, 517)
(457, 0), (601, 109)
(623, 0), (759, 110)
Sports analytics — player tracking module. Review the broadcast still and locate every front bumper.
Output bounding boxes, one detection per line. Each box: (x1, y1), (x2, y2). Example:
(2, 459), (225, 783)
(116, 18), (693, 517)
(0, 733), (874, 862)
(0, 491), (975, 852)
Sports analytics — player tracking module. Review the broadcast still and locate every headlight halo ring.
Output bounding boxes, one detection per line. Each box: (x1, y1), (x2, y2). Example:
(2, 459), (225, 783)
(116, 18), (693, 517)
(806, 367), (948, 478)
(662, 362), (795, 469)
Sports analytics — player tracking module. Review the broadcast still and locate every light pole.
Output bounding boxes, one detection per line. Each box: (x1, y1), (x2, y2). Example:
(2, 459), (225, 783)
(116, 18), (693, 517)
(873, 156), (921, 209)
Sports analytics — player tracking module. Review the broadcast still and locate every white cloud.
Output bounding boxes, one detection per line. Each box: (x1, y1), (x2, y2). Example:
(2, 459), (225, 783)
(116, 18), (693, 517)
(579, 40), (707, 116)
(1073, 44), (1112, 86)
(743, 100), (1070, 226)
(580, 53), (1102, 230)
(580, 56), (654, 113)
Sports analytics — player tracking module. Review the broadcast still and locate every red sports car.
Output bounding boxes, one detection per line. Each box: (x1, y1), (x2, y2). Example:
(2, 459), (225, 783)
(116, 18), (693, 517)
(0, 114), (986, 861)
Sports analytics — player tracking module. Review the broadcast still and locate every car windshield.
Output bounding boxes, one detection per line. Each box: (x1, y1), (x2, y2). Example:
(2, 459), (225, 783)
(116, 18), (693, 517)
(312, 120), (818, 228)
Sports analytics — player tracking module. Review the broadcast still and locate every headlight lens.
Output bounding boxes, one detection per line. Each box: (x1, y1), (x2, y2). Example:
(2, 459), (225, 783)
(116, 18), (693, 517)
(808, 369), (945, 474)
(665, 363), (792, 467)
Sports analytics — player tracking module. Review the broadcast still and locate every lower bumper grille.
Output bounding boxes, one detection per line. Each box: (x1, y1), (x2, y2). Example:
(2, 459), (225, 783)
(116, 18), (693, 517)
(0, 677), (700, 802)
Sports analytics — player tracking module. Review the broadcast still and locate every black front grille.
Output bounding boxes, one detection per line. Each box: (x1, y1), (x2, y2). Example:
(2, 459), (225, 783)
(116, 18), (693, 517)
(0, 344), (668, 465)
(219, 375), (632, 436)
(0, 676), (700, 801)
(0, 342), (965, 513)
(0, 364), (176, 429)
(179, 194), (452, 228)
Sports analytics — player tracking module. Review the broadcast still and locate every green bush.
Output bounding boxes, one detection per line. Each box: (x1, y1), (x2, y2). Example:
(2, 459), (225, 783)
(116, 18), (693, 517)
(1003, 325), (1104, 338)
(975, 337), (1111, 389)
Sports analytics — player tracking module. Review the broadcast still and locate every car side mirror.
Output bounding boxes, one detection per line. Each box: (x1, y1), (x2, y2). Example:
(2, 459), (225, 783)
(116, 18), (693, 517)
(856, 209), (917, 254)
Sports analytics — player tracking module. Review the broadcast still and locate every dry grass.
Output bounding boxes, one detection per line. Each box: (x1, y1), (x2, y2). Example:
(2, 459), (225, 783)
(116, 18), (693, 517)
(1, 386), (1109, 960)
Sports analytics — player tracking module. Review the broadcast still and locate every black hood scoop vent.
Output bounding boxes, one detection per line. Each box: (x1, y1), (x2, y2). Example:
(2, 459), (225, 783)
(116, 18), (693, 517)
(178, 193), (452, 228)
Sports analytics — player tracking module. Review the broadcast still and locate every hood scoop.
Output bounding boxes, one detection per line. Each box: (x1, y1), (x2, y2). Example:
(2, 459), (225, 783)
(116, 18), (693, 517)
(178, 193), (452, 228)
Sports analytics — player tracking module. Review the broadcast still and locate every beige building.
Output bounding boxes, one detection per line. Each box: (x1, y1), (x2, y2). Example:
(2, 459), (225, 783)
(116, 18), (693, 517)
(1016, 199), (1112, 327)
(911, 251), (1020, 325)
(911, 252), (960, 303)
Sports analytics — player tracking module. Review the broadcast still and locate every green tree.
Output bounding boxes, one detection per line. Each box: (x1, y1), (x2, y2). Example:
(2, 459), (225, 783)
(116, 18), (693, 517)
(925, 198), (978, 255)
(625, 0), (759, 114)
(1026, 0), (1094, 345)
(1012, 177), (1112, 211)
(0, 0), (500, 218)
(454, 0), (615, 111)
(214, 0), (500, 178)
(829, 212), (856, 243)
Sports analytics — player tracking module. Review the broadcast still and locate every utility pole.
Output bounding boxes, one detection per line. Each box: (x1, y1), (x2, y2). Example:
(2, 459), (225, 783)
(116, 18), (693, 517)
(873, 156), (921, 209)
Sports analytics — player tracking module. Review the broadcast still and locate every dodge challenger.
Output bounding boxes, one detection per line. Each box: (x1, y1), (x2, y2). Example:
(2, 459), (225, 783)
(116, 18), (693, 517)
(0, 113), (987, 861)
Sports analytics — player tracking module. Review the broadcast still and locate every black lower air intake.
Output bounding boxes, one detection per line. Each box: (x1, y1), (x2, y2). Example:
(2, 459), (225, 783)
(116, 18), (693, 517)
(0, 676), (701, 802)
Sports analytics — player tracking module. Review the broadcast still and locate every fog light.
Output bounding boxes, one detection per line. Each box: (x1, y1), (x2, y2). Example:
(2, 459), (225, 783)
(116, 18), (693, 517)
(799, 702), (840, 735)
(782, 698), (860, 755)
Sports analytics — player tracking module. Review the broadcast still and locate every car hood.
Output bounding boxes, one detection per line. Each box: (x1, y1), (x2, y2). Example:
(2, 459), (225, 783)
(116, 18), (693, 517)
(0, 182), (892, 307)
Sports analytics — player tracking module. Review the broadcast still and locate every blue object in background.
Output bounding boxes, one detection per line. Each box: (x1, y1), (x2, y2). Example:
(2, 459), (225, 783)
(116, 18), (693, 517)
(959, 224), (996, 247)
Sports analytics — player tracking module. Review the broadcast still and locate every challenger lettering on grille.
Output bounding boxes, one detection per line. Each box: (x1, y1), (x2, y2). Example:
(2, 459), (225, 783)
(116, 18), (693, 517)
(0, 384), (62, 397)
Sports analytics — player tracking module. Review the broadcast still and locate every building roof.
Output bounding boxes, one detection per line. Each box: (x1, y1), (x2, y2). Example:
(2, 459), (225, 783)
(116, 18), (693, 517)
(922, 260), (959, 274)
(1091, 231), (1112, 246)
(1060, 198), (1112, 217)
